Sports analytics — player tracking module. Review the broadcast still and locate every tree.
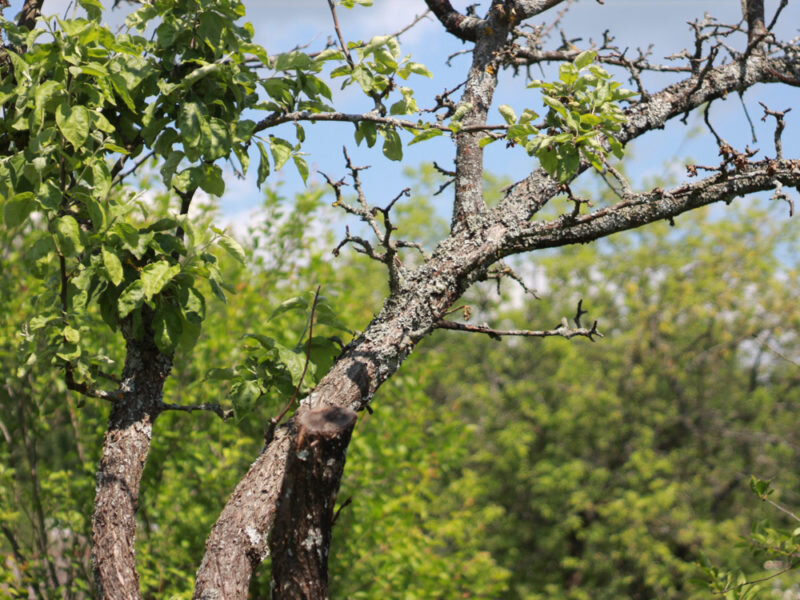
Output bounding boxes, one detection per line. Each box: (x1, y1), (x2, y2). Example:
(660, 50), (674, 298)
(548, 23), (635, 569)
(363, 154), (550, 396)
(1, 0), (799, 597)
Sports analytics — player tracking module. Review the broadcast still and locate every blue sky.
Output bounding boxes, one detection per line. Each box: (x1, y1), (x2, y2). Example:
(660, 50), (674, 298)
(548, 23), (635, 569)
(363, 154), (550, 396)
(3, 0), (799, 227)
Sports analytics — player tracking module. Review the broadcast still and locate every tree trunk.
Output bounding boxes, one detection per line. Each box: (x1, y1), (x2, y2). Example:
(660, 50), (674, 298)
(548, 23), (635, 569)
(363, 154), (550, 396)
(91, 333), (172, 599)
(269, 406), (357, 599)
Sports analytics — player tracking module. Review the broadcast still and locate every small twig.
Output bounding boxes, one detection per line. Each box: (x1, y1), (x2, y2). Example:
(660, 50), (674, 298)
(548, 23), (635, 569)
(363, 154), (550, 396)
(484, 261), (540, 299)
(435, 317), (602, 342)
(331, 496), (353, 526)
(574, 298), (588, 328)
(759, 101), (791, 159)
(175, 186), (197, 242)
(331, 225), (383, 261)
(391, 10), (431, 40)
(715, 562), (797, 595)
(767, 0), (788, 32)
(562, 183), (594, 217)
(264, 287), (321, 446)
(326, 0), (354, 70)
(161, 402), (234, 421)
(112, 149), (155, 184)
(703, 101), (724, 147)
(765, 498), (800, 523)
(739, 92), (758, 143)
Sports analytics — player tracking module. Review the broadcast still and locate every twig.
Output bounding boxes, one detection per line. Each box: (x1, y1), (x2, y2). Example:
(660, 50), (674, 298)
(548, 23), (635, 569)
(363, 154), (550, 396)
(759, 101), (791, 159)
(160, 402), (234, 421)
(175, 186), (197, 242)
(391, 10), (431, 40)
(435, 317), (602, 341)
(112, 149), (155, 184)
(764, 498), (800, 523)
(331, 496), (353, 526)
(326, 0), (354, 70)
(263, 286), (321, 446)
(715, 562), (797, 595)
(253, 109), (510, 136)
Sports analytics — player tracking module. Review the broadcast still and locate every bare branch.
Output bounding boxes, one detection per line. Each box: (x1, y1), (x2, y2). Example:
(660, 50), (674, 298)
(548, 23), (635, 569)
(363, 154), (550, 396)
(326, 0), (355, 70)
(424, 0), (484, 42)
(514, 0), (570, 20)
(759, 101), (791, 159)
(435, 316), (602, 341)
(17, 0), (43, 31)
(507, 158), (800, 254)
(160, 402), (234, 421)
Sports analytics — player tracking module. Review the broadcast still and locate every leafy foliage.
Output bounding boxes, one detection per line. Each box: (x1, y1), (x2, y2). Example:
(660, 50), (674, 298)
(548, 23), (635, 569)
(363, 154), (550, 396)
(490, 50), (637, 182)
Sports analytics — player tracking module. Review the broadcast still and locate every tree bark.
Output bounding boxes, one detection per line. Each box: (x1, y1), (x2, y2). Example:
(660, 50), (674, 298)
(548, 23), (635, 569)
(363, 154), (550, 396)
(269, 406), (357, 600)
(91, 333), (171, 599)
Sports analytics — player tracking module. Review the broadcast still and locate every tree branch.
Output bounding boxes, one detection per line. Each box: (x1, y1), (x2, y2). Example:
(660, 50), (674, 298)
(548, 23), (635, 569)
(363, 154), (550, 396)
(435, 317), (602, 341)
(506, 158), (800, 254)
(160, 402), (234, 421)
(253, 109), (509, 137)
(424, 0), (484, 42)
(17, 0), (43, 31)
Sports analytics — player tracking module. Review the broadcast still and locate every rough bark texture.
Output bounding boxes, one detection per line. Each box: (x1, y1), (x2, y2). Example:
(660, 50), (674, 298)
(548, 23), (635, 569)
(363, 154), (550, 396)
(91, 333), (171, 599)
(451, 7), (510, 232)
(269, 406), (358, 600)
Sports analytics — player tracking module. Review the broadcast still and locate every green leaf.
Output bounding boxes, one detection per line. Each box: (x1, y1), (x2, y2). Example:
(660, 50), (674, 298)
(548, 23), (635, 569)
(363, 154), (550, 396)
(160, 150), (184, 187)
(217, 234), (246, 264)
(118, 280), (144, 318)
(355, 121), (378, 148)
(542, 95), (567, 117)
(209, 278), (226, 303)
(231, 379), (262, 420)
(34, 80), (64, 124)
(203, 118), (231, 161)
(54, 215), (83, 257)
(153, 303), (183, 353)
(141, 261), (181, 301)
(451, 102), (472, 122)
(749, 476), (773, 499)
(143, 218), (178, 233)
(178, 101), (206, 149)
(102, 248), (124, 286)
(408, 128), (442, 146)
(242, 333), (277, 350)
(608, 136), (624, 159)
(109, 73), (136, 111)
(206, 367), (235, 381)
(381, 127), (402, 161)
(199, 164), (225, 196)
(4, 193), (36, 228)
(256, 141), (270, 188)
(270, 295), (309, 320)
(269, 137), (293, 171)
(498, 104), (517, 125)
(55, 104), (90, 149)
(78, 0), (104, 20)
(273, 51), (312, 71)
(63, 326), (81, 344)
(405, 62), (432, 78)
(574, 50), (596, 70)
(293, 155), (309, 184)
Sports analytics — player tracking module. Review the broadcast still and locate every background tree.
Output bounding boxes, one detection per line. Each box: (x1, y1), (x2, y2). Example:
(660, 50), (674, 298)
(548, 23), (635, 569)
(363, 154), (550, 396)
(1, 0), (799, 598)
